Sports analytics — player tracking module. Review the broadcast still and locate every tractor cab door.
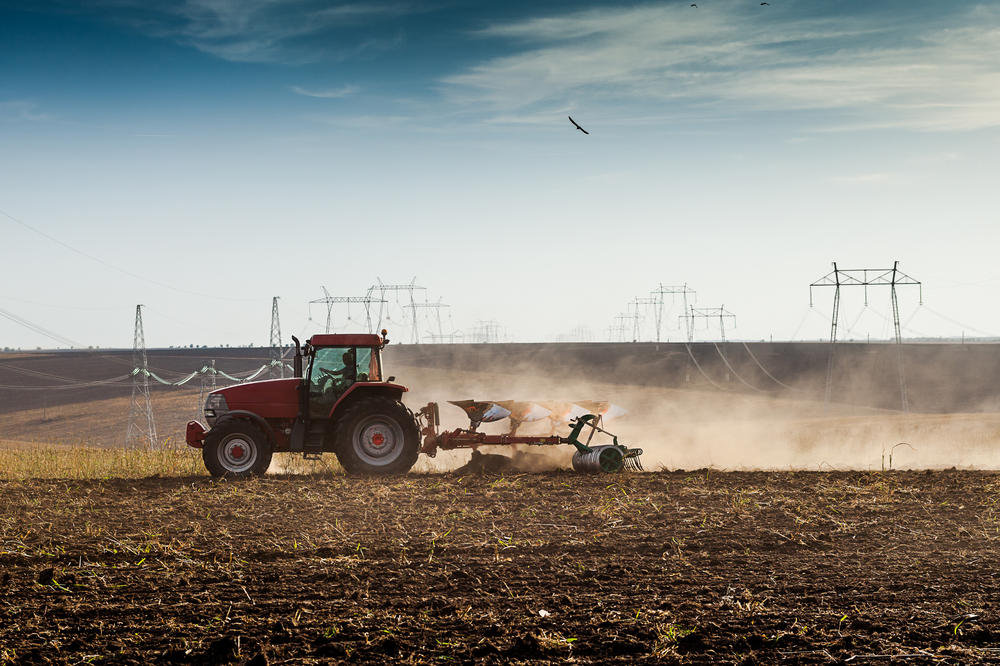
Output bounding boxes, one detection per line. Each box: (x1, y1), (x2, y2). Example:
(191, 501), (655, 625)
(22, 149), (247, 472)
(307, 346), (376, 417)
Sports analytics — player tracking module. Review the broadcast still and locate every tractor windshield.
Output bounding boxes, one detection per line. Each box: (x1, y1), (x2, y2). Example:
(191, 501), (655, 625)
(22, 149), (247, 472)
(307, 346), (381, 417)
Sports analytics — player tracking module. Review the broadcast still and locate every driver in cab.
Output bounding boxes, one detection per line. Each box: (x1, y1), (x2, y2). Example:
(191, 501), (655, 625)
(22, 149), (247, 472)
(330, 349), (357, 391)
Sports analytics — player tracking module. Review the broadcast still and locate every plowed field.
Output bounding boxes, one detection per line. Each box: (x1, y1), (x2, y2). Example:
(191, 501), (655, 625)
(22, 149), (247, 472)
(3, 470), (1000, 664)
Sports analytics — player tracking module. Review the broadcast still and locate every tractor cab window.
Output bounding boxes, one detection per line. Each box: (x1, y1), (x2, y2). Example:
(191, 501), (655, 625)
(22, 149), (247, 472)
(308, 347), (356, 416)
(307, 346), (381, 417)
(355, 347), (381, 382)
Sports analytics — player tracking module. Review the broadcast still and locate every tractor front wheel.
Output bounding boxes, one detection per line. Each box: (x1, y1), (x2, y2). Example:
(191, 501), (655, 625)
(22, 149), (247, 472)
(203, 420), (272, 479)
(335, 397), (420, 475)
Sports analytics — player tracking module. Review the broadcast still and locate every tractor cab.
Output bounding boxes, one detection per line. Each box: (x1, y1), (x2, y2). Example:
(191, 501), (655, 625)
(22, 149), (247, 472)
(301, 334), (384, 417)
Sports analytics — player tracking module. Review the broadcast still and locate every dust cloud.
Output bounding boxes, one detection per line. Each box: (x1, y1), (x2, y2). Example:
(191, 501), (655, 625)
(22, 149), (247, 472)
(396, 362), (1000, 472)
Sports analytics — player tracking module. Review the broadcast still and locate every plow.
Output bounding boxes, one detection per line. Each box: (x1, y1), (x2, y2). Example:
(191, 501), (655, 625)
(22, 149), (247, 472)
(417, 400), (643, 473)
(185, 331), (644, 477)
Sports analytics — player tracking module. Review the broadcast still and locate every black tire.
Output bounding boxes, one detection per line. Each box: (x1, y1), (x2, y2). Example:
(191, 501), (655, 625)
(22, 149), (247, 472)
(334, 396), (420, 475)
(203, 419), (272, 479)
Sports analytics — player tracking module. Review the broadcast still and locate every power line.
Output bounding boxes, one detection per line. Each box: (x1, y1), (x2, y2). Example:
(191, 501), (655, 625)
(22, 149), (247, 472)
(0, 306), (82, 348)
(0, 207), (261, 303)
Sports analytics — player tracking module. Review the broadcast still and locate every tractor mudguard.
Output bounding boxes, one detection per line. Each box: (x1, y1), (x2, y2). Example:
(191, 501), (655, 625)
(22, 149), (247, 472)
(211, 411), (279, 447)
(327, 382), (408, 418)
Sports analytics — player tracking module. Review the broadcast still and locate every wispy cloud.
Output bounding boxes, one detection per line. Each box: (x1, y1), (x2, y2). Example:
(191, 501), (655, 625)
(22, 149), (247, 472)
(0, 100), (53, 122)
(443, 2), (1000, 132)
(114, 1), (418, 63)
(291, 84), (359, 98)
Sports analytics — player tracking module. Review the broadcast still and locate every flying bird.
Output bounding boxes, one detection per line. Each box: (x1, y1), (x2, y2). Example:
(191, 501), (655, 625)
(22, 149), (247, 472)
(568, 116), (589, 135)
(690, 3), (697, 6)
(760, 2), (769, 4)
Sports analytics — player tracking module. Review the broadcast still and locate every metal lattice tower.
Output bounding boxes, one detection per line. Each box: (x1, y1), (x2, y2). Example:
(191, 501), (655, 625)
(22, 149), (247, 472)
(366, 278), (427, 342)
(620, 308), (641, 342)
(608, 313), (632, 342)
(650, 284), (696, 342)
(405, 299), (450, 344)
(683, 306), (736, 342)
(471, 320), (503, 343)
(630, 297), (658, 342)
(310, 287), (387, 334)
(269, 296), (283, 379)
(810, 261), (922, 412)
(125, 305), (157, 449)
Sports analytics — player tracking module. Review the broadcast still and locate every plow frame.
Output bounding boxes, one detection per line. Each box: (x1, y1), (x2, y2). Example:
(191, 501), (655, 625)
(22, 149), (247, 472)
(415, 402), (643, 471)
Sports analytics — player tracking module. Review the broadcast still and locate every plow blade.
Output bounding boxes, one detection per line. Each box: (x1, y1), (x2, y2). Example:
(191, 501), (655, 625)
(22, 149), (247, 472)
(496, 401), (552, 422)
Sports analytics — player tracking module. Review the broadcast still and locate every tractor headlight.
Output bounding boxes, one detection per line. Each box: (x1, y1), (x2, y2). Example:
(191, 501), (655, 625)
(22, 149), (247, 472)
(204, 393), (229, 426)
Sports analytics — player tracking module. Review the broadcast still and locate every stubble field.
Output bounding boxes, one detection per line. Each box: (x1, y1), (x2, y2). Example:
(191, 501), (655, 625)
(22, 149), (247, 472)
(3, 469), (1000, 664)
(3, 359), (1000, 663)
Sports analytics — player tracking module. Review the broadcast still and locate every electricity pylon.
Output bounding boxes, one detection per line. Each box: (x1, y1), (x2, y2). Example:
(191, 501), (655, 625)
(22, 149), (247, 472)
(310, 287), (387, 333)
(366, 278), (427, 341)
(810, 261), (922, 412)
(650, 284), (696, 342)
(270, 296), (283, 378)
(609, 313), (633, 342)
(405, 299), (450, 344)
(125, 305), (157, 449)
(630, 297), (658, 341)
(471, 320), (503, 343)
(683, 306), (736, 342)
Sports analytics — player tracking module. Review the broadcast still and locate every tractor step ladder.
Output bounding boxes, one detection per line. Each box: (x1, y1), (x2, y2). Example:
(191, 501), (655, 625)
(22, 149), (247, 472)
(303, 421), (326, 456)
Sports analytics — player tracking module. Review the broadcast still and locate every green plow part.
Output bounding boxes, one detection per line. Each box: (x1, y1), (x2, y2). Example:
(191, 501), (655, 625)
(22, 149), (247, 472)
(565, 414), (644, 473)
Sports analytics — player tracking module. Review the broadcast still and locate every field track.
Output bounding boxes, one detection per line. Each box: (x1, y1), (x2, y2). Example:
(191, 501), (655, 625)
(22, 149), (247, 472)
(3, 470), (1000, 664)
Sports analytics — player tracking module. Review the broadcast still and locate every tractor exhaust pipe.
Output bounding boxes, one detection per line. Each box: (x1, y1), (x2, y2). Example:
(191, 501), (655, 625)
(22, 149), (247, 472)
(291, 336), (303, 378)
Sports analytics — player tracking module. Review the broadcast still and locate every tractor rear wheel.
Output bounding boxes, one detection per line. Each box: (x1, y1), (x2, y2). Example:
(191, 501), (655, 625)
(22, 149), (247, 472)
(203, 420), (272, 479)
(334, 397), (420, 475)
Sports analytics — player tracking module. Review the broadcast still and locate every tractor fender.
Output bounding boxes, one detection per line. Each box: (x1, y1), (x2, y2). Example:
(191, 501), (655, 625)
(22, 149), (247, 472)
(328, 382), (408, 419)
(212, 410), (279, 446)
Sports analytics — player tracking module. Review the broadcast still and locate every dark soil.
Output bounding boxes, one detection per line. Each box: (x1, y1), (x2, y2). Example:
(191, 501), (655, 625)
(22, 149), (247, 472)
(2, 470), (1000, 663)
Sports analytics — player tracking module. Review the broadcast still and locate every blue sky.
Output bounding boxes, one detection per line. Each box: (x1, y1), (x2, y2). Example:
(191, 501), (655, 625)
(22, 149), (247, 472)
(1, 0), (999, 348)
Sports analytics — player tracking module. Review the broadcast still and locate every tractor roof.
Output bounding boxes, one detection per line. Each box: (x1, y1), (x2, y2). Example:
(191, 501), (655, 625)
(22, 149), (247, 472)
(307, 333), (383, 348)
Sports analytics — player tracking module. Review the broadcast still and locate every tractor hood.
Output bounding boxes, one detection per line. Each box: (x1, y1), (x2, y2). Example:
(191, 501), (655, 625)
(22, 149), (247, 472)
(211, 378), (300, 419)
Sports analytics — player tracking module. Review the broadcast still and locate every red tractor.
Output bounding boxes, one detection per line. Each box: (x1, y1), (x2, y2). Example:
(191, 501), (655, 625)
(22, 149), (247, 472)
(186, 331), (420, 477)
(186, 331), (643, 477)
